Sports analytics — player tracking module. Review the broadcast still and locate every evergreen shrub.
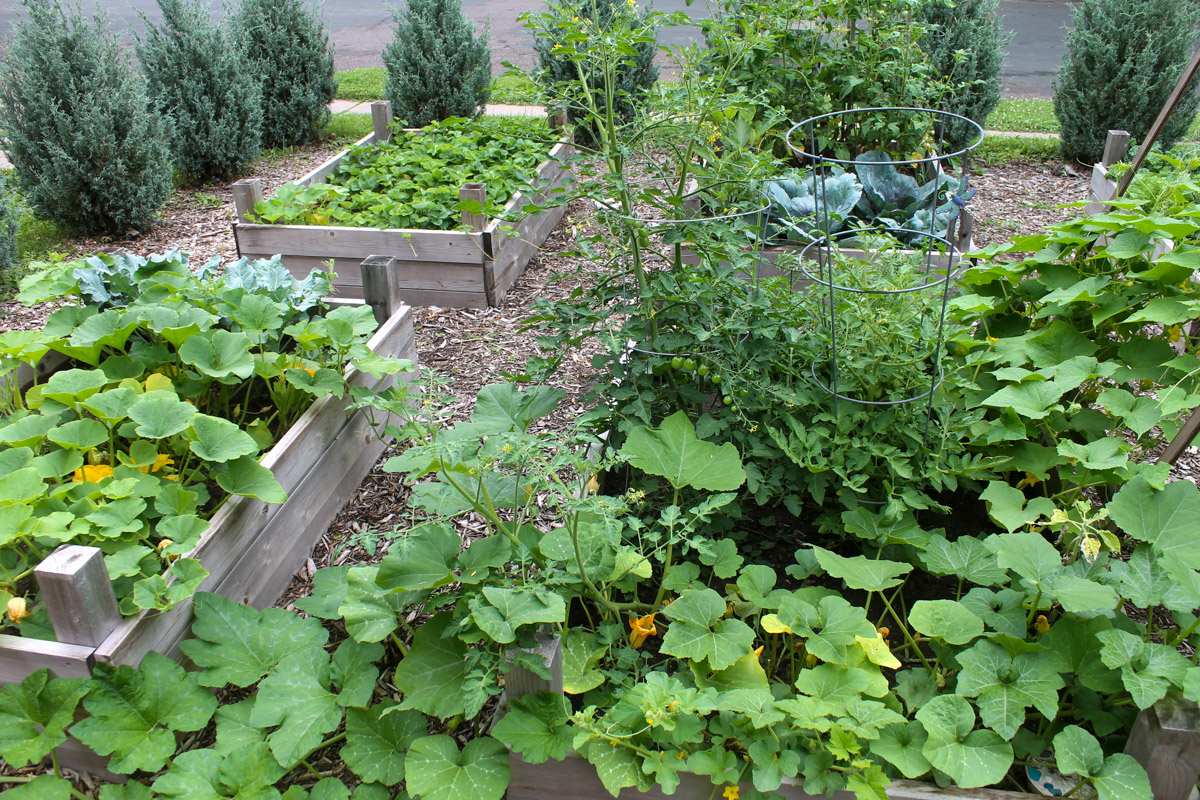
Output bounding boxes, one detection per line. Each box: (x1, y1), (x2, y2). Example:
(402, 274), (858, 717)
(138, 0), (263, 184)
(921, 0), (1010, 151)
(0, 176), (19, 288)
(382, 0), (491, 127)
(230, 0), (337, 148)
(534, 0), (658, 130)
(0, 0), (173, 237)
(1054, 0), (1200, 163)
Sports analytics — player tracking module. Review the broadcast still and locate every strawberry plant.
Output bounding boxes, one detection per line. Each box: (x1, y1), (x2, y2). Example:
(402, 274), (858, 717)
(0, 251), (412, 636)
(251, 117), (552, 231)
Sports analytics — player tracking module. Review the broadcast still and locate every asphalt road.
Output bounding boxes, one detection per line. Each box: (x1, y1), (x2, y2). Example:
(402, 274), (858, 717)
(0, 0), (1072, 99)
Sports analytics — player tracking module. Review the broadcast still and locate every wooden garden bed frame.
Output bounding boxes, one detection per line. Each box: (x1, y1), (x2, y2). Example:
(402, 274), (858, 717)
(231, 102), (573, 308)
(502, 637), (1200, 800)
(0, 265), (417, 689)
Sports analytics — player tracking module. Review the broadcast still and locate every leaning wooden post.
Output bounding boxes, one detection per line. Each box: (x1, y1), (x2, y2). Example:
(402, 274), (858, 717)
(371, 101), (393, 144)
(360, 255), (402, 327)
(505, 633), (563, 703)
(33, 545), (121, 648)
(231, 179), (264, 224)
(1124, 695), (1200, 800)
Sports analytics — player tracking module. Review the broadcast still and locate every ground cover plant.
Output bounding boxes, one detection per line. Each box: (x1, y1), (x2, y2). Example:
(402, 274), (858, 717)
(251, 117), (552, 231)
(0, 251), (410, 637)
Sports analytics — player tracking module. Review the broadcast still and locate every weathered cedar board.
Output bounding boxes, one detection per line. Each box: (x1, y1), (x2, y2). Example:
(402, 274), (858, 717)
(507, 751), (1041, 800)
(0, 304), (417, 683)
(233, 139), (574, 308)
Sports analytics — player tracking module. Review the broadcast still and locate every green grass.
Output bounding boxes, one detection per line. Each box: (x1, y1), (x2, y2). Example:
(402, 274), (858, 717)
(489, 73), (541, 105)
(334, 68), (386, 102)
(986, 98), (1060, 134)
(324, 112), (374, 145)
(975, 134), (1061, 164)
(332, 68), (543, 106)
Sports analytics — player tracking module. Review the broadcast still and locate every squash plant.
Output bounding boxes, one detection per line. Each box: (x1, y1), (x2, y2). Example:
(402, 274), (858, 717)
(7, 382), (1196, 800)
(0, 251), (412, 637)
(251, 117), (551, 231)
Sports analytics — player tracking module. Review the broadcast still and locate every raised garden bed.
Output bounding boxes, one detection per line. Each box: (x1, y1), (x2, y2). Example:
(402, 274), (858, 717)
(0, 288), (417, 689)
(231, 102), (574, 308)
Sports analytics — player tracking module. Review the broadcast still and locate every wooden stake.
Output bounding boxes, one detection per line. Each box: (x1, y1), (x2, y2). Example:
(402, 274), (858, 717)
(371, 101), (393, 144)
(231, 179), (264, 224)
(1124, 695), (1200, 800)
(1159, 408), (1200, 466)
(33, 545), (121, 648)
(460, 183), (488, 232)
(505, 633), (563, 702)
(1102, 130), (1131, 167)
(360, 255), (401, 327)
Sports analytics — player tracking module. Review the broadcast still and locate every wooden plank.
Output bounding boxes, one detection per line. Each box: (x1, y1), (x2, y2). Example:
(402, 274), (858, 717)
(506, 752), (1039, 800)
(0, 636), (92, 684)
(1159, 407), (1200, 465)
(265, 255), (488, 296)
(1085, 162), (1117, 215)
(54, 737), (123, 783)
(1125, 696), (1200, 800)
(297, 149), (352, 187)
(34, 546), (121, 647)
(488, 141), (575, 255)
(505, 633), (563, 701)
(234, 223), (486, 264)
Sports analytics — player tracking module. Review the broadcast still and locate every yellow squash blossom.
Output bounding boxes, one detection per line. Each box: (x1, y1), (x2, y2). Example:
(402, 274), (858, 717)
(630, 613), (657, 648)
(7, 596), (29, 624)
(139, 454), (175, 474)
(723, 787), (740, 800)
(72, 464), (114, 483)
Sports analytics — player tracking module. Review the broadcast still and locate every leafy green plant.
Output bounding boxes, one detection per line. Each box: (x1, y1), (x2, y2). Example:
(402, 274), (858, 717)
(0, 0), (173, 237)
(531, 0), (659, 137)
(0, 251), (411, 635)
(1053, 0), (1200, 163)
(252, 117), (551, 231)
(137, 0), (263, 184)
(229, 0), (337, 148)
(383, 0), (491, 128)
(920, 0), (1010, 151)
(763, 155), (973, 245)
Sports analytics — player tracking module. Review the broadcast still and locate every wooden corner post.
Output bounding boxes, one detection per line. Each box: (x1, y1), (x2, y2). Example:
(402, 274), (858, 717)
(371, 101), (393, 144)
(33, 545), (121, 648)
(1124, 695), (1200, 800)
(231, 179), (264, 225)
(460, 183), (488, 233)
(1102, 129), (1131, 168)
(505, 632), (563, 703)
(360, 255), (402, 327)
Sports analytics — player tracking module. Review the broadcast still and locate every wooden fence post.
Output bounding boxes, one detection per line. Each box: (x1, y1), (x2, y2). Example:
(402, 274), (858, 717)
(231, 179), (264, 224)
(371, 101), (393, 144)
(460, 183), (488, 232)
(505, 632), (563, 703)
(360, 255), (402, 327)
(1124, 695), (1200, 800)
(33, 545), (121, 648)
(548, 111), (568, 133)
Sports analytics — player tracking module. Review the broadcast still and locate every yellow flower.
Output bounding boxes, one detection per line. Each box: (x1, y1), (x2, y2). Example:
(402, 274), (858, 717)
(6, 596), (29, 624)
(1167, 324), (1182, 343)
(305, 368), (317, 376)
(585, 473), (600, 495)
(1015, 471), (1041, 489)
(753, 645), (764, 661)
(72, 464), (113, 483)
(157, 539), (180, 563)
(139, 454), (175, 474)
(630, 613), (657, 648)
(1034, 614), (1050, 635)
(723, 786), (740, 800)
(986, 336), (998, 344)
